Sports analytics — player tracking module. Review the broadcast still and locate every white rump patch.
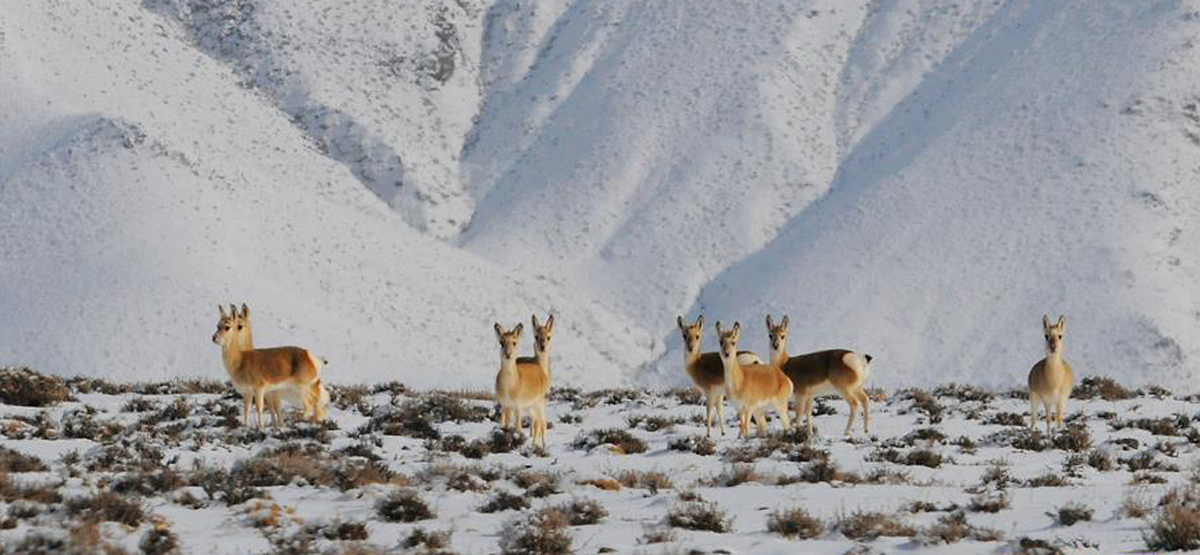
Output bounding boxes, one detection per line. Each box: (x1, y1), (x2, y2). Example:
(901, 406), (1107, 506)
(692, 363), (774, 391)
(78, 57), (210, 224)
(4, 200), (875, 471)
(309, 352), (327, 374)
(843, 352), (871, 378)
(737, 353), (764, 365)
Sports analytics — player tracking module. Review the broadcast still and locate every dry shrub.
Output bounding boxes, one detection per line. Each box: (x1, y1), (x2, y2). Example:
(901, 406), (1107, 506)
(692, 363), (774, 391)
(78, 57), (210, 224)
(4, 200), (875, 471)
(550, 499), (607, 526)
(511, 469), (559, 498)
(615, 469), (672, 493)
(626, 413), (686, 432)
(711, 463), (760, 487)
(499, 506), (572, 555)
(969, 492), (1010, 513)
(480, 490), (529, 513)
(1122, 491), (1153, 519)
(65, 491), (145, 526)
(639, 526), (677, 544)
(0, 367), (72, 407)
(667, 500), (734, 533)
(1072, 376), (1134, 401)
(897, 389), (943, 424)
(667, 435), (716, 456)
(919, 512), (1003, 545)
(1053, 503), (1093, 526)
(572, 428), (647, 454)
(836, 510), (917, 540)
(140, 518), (180, 555)
(377, 489), (434, 522)
(402, 527), (452, 551)
(1146, 485), (1200, 551)
(0, 446), (46, 473)
(985, 412), (1027, 427)
(767, 507), (825, 539)
(1052, 424), (1091, 452)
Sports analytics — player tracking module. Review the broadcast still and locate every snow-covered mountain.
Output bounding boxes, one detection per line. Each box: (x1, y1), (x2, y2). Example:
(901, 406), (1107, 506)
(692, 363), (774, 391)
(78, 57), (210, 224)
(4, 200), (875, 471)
(2, 0), (1198, 390)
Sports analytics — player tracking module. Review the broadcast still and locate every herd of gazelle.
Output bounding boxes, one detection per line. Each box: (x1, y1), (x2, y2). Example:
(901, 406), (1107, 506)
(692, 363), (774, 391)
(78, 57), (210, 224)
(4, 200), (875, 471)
(211, 306), (1075, 443)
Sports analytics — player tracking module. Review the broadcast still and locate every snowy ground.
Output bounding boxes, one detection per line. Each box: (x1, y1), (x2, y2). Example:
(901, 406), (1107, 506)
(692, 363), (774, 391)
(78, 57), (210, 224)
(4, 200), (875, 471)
(0, 368), (1197, 554)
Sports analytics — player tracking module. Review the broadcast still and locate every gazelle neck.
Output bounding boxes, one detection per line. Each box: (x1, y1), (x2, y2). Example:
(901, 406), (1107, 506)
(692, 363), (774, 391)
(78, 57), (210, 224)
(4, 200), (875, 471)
(770, 344), (789, 367)
(535, 349), (550, 373)
(1044, 349), (1064, 366)
(221, 341), (246, 375)
(684, 348), (701, 368)
(721, 352), (744, 392)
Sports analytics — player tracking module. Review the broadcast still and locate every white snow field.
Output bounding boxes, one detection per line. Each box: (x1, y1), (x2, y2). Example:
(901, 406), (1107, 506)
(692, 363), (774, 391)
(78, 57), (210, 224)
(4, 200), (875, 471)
(0, 370), (1198, 554)
(3, 0), (1200, 393)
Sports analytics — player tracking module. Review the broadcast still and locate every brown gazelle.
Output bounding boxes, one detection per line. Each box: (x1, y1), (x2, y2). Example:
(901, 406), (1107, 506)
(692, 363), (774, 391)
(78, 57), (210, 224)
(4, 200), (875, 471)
(677, 315), (765, 437)
(766, 315), (874, 437)
(213, 305), (326, 429)
(227, 304), (328, 425)
(715, 321), (792, 438)
(494, 316), (553, 448)
(1028, 315), (1073, 434)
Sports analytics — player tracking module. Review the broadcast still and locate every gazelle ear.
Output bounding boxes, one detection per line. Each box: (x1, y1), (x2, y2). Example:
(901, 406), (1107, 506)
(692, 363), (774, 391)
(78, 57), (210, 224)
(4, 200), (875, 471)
(1057, 315), (1066, 331)
(732, 321), (741, 337)
(219, 305), (228, 318)
(494, 323), (504, 338)
(696, 314), (704, 329)
(229, 304), (239, 318)
(532, 314), (540, 330)
(514, 323), (523, 335)
(546, 314), (554, 332)
(241, 304), (250, 319)
(766, 315), (774, 329)
(1042, 314), (1051, 330)
(677, 315), (685, 330)
(782, 315), (789, 329)
(715, 321), (723, 335)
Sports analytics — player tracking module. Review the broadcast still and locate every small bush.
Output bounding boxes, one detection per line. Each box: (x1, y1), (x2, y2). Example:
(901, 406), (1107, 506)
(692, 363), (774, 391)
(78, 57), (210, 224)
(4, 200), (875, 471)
(667, 500), (734, 533)
(626, 413), (686, 432)
(639, 527), (677, 544)
(836, 510), (917, 540)
(499, 506), (572, 555)
(1053, 503), (1093, 526)
(869, 447), (943, 468)
(66, 491), (145, 526)
(140, 520), (180, 555)
(614, 469), (672, 493)
(554, 499), (607, 525)
(572, 429), (647, 454)
(0, 367), (72, 407)
(0, 447), (46, 473)
(511, 469), (559, 498)
(668, 435), (716, 456)
(1052, 424), (1091, 451)
(767, 507), (825, 539)
(969, 492), (1010, 513)
(402, 527), (451, 550)
(981, 460), (1012, 489)
(1144, 485), (1200, 551)
(480, 491), (530, 513)
(919, 512), (1002, 545)
(1073, 376), (1134, 401)
(1024, 473), (1067, 488)
(377, 489), (434, 522)
(986, 411), (1027, 427)
(898, 389), (943, 424)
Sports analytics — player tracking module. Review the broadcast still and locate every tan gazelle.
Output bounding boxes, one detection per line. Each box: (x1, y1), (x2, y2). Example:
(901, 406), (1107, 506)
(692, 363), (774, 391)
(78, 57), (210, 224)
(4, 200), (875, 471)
(227, 304), (328, 425)
(494, 315), (553, 448)
(766, 315), (874, 437)
(677, 315), (765, 437)
(212, 305), (326, 429)
(715, 321), (792, 438)
(1028, 315), (1073, 434)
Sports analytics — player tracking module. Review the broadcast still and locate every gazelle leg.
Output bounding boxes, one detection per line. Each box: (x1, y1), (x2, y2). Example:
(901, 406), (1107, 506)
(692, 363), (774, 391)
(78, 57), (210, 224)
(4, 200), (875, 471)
(1028, 395), (1038, 430)
(705, 393), (715, 438)
(775, 399), (791, 431)
(804, 395), (816, 437)
(753, 410), (767, 437)
(856, 389), (871, 434)
(717, 394), (727, 436)
(1055, 397), (1066, 428)
(242, 396), (252, 427)
(1044, 401), (1053, 435)
(793, 394), (802, 432)
(843, 393), (858, 437)
(254, 389), (266, 429)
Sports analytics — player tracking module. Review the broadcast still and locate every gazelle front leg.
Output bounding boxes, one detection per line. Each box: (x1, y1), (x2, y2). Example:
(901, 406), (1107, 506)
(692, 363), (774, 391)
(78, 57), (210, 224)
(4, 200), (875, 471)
(1044, 401), (1053, 435)
(242, 396), (252, 427)
(1028, 395), (1039, 431)
(843, 392), (858, 437)
(804, 394), (816, 437)
(254, 389), (267, 429)
(774, 399), (791, 431)
(752, 410), (767, 437)
(704, 393), (716, 438)
(1055, 396), (1067, 429)
(716, 393), (727, 436)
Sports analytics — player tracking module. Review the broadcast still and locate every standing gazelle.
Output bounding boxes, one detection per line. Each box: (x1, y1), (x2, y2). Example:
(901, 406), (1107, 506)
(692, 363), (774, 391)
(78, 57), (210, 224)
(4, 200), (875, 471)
(227, 304), (329, 425)
(678, 315), (764, 437)
(212, 305), (326, 429)
(766, 315), (874, 437)
(715, 321), (792, 438)
(494, 316), (553, 448)
(1028, 315), (1073, 434)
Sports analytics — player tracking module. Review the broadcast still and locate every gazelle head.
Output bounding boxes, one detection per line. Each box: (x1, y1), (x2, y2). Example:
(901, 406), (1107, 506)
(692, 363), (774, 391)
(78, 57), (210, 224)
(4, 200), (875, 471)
(1042, 315), (1066, 354)
(766, 314), (789, 353)
(714, 321), (741, 360)
(213, 304), (246, 347)
(532, 314), (555, 354)
(676, 315), (705, 355)
(494, 322), (523, 360)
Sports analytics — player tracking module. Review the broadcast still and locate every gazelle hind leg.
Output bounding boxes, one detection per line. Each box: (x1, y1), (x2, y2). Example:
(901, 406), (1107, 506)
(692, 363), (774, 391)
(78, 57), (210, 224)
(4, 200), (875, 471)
(534, 401), (547, 448)
(1056, 394), (1067, 428)
(1028, 394), (1039, 430)
(704, 393), (715, 438)
(254, 389), (267, 429)
(753, 410), (767, 437)
(793, 394), (802, 432)
(804, 394), (816, 437)
(242, 396), (252, 427)
(1043, 401), (1053, 435)
(843, 393), (858, 437)
(774, 398), (791, 431)
(855, 388), (871, 434)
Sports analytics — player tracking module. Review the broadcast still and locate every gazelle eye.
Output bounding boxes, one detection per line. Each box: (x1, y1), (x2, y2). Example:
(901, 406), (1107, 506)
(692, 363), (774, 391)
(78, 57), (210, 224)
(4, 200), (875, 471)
(223, 326), (230, 331)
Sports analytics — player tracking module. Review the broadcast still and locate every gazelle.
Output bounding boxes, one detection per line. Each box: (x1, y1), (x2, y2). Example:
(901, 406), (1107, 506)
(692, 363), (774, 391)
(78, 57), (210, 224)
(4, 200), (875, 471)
(766, 315), (873, 437)
(677, 315), (765, 437)
(715, 321), (792, 438)
(226, 304), (328, 425)
(494, 315), (552, 448)
(1028, 315), (1073, 434)
(212, 305), (326, 429)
